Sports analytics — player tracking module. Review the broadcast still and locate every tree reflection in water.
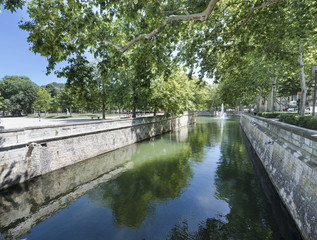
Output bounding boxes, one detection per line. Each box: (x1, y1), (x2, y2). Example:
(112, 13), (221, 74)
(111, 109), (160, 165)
(89, 139), (194, 228)
(167, 119), (301, 240)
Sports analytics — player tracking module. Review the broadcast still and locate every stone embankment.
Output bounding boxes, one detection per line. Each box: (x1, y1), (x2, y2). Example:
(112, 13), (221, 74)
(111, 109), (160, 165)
(0, 113), (195, 190)
(0, 144), (135, 240)
(241, 114), (317, 240)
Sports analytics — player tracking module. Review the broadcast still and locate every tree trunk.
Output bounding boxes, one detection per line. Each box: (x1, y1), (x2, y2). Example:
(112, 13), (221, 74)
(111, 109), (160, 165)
(132, 95), (137, 118)
(132, 105), (136, 118)
(257, 89), (262, 112)
(268, 77), (277, 112)
(70, 106), (72, 117)
(102, 101), (106, 119)
(298, 42), (307, 116)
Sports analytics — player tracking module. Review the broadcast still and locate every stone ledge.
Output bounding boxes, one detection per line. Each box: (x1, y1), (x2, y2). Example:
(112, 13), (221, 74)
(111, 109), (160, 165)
(253, 114), (317, 141)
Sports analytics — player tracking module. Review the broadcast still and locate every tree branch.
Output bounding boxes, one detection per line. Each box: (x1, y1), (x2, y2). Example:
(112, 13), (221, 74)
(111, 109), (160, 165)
(162, 8), (190, 15)
(103, 0), (219, 53)
(228, 0), (282, 37)
(103, 0), (282, 53)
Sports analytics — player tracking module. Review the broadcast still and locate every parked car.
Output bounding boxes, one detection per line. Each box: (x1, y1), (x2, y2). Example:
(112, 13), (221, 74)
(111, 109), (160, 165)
(289, 101), (297, 108)
(287, 108), (296, 112)
(305, 107), (317, 114)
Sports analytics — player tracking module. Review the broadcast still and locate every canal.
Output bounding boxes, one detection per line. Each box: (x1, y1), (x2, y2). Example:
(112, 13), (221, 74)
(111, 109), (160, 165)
(0, 117), (302, 240)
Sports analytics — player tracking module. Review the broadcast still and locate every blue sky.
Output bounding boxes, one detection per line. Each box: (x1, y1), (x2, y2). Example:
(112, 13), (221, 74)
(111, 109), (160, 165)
(0, 7), (66, 86)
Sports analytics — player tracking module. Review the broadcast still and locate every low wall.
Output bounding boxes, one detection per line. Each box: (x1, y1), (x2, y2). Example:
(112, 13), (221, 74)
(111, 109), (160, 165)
(196, 111), (214, 117)
(240, 114), (317, 240)
(0, 113), (195, 190)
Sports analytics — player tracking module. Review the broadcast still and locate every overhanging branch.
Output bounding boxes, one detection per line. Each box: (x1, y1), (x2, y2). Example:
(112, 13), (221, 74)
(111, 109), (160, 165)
(161, 8), (190, 15)
(103, 0), (282, 53)
(103, 0), (218, 53)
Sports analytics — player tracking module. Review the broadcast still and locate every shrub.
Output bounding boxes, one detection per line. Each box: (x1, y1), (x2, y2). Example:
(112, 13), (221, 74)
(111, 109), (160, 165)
(279, 113), (298, 125)
(297, 115), (311, 128)
(254, 111), (317, 130)
(279, 114), (317, 130)
(309, 117), (317, 130)
(258, 112), (281, 118)
(297, 115), (317, 130)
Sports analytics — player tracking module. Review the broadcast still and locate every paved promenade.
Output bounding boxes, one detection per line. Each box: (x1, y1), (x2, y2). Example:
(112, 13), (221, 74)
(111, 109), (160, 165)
(0, 116), (121, 130)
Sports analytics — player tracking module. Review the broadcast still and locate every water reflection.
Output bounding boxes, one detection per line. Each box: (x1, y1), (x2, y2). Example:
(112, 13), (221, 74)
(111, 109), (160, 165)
(167, 118), (301, 240)
(0, 145), (135, 240)
(89, 140), (193, 228)
(0, 117), (302, 240)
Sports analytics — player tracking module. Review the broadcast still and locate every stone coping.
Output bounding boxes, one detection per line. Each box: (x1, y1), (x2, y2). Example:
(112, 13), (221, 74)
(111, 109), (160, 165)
(246, 113), (317, 141)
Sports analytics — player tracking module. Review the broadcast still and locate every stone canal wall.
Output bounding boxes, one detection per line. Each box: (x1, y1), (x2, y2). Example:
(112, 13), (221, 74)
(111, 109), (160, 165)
(0, 112), (195, 190)
(0, 144), (135, 240)
(240, 114), (317, 240)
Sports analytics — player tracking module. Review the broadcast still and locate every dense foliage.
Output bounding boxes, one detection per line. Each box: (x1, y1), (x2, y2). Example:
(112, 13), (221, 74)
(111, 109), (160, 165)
(32, 87), (52, 112)
(16, 0), (291, 112)
(0, 76), (39, 115)
(2, 0), (317, 117)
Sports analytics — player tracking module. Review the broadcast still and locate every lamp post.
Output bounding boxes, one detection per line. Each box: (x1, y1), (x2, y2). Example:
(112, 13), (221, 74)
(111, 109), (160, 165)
(312, 65), (317, 116)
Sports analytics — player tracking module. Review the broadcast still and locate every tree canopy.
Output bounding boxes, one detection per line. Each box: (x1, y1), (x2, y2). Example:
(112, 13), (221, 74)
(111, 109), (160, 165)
(33, 87), (52, 112)
(0, 0), (24, 12)
(19, 0), (283, 72)
(0, 76), (39, 115)
(2, 0), (316, 113)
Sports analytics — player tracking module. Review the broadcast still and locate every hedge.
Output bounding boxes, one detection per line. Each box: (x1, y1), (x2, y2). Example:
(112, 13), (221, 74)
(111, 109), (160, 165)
(256, 112), (317, 130)
(257, 112), (290, 118)
(278, 113), (317, 130)
(278, 113), (298, 125)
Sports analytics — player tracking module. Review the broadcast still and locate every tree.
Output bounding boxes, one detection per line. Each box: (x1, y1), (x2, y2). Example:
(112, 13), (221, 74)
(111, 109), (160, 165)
(0, 0), (24, 12)
(57, 88), (75, 116)
(277, 76), (301, 98)
(22, 0), (281, 58)
(49, 95), (60, 113)
(18, 0), (282, 80)
(15, 0), (316, 114)
(150, 69), (200, 116)
(43, 82), (64, 97)
(202, 84), (222, 111)
(0, 76), (39, 115)
(189, 0), (317, 112)
(33, 87), (52, 113)
(0, 93), (4, 109)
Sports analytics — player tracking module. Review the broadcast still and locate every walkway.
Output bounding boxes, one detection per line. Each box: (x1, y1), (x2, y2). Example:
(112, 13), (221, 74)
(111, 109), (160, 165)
(0, 116), (121, 130)
(0, 113), (157, 130)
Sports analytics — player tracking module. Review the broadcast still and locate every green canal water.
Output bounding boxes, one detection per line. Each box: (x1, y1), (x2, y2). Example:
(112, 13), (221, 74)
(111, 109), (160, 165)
(0, 117), (301, 240)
